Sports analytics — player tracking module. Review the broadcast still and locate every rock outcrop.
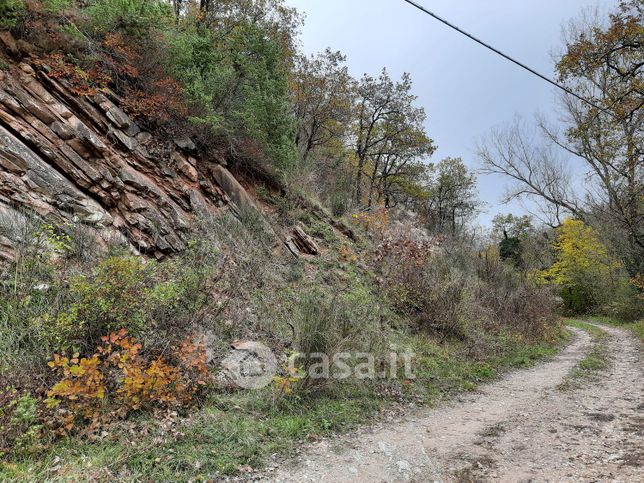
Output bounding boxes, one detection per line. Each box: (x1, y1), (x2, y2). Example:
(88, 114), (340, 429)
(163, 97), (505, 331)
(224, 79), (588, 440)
(0, 43), (258, 259)
(285, 225), (320, 256)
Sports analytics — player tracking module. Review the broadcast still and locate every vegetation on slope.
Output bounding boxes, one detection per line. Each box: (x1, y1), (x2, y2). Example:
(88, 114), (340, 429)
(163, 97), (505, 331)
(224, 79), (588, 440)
(0, 0), (642, 479)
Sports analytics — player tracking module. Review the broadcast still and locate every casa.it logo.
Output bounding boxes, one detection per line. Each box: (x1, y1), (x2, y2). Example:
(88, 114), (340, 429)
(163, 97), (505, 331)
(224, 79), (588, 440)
(221, 340), (278, 389)
(221, 341), (416, 390)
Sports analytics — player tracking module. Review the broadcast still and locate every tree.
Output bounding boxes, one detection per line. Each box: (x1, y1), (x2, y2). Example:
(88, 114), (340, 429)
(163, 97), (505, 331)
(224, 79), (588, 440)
(479, 1), (643, 274)
(352, 69), (434, 207)
(366, 127), (433, 208)
(491, 213), (534, 241)
(198, 0), (303, 60)
(478, 117), (583, 226)
(291, 49), (355, 161)
(540, 219), (622, 314)
(416, 157), (479, 236)
(375, 158), (428, 208)
(492, 214), (534, 268)
(168, 0), (301, 171)
(492, 213), (555, 272)
(172, 0), (182, 19)
(552, 0), (643, 274)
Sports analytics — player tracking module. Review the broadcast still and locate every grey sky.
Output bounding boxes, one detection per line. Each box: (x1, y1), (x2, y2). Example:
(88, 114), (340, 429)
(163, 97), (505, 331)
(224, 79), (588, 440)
(284, 0), (615, 226)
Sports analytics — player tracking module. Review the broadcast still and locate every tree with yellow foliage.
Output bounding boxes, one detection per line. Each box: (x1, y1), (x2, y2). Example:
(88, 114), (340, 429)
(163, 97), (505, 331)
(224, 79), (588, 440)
(540, 219), (622, 314)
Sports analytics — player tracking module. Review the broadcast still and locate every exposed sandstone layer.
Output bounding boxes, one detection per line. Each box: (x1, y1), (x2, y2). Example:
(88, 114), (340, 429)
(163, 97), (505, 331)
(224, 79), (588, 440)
(0, 43), (251, 259)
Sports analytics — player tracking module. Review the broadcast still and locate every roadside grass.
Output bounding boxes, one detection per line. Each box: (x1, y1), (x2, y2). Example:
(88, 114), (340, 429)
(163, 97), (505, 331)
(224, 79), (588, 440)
(1, 386), (383, 481)
(558, 320), (610, 391)
(567, 319), (607, 339)
(586, 315), (644, 342)
(0, 329), (568, 481)
(407, 329), (569, 402)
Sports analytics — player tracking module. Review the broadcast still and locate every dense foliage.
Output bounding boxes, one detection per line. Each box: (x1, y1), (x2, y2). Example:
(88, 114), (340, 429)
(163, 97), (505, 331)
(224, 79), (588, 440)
(538, 219), (642, 319)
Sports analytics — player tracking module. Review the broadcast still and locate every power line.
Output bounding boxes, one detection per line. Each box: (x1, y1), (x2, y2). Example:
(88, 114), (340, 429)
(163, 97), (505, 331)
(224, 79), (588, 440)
(400, 0), (611, 116)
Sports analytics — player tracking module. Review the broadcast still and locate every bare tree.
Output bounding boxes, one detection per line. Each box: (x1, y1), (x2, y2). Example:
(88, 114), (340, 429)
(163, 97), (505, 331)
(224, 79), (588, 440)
(478, 118), (582, 226)
(479, 1), (643, 273)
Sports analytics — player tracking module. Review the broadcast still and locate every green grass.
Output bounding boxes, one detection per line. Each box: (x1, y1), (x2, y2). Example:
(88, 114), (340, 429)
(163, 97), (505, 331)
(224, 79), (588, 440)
(586, 315), (644, 342)
(558, 320), (610, 391)
(566, 319), (608, 339)
(1, 387), (383, 481)
(1, 329), (568, 481)
(406, 330), (567, 402)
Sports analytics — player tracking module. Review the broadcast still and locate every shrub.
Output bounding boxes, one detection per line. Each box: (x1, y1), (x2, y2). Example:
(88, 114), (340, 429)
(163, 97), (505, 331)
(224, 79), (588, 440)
(351, 207), (389, 234)
(84, 0), (173, 38)
(0, 0), (25, 29)
(373, 233), (474, 340)
(539, 219), (623, 315)
(34, 249), (215, 354)
(266, 193), (301, 224)
(329, 190), (351, 217)
(499, 236), (523, 268)
(325, 167), (355, 217)
(38, 254), (155, 352)
(38, 53), (111, 96)
(100, 31), (189, 125)
(0, 389), (44, 457)
(374, 232), (559, 344)
(44, 330), (209, 433)
(167, 15), (297, 173)
(41, 0), (72, 13)
(0, 212), (73, 377)
(271, 284), (391, 394)
(406, 255), (480, 340)
(122, 77), (188, 122)
(599, 279), (644, 322)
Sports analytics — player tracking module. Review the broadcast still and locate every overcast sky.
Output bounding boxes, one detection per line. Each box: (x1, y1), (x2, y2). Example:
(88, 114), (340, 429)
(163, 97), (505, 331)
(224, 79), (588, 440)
(284, 0), (615, 226)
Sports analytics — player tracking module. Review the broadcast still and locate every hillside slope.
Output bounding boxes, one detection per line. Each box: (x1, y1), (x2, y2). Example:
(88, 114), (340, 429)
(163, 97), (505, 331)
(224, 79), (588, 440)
(0, 34), (259, 259)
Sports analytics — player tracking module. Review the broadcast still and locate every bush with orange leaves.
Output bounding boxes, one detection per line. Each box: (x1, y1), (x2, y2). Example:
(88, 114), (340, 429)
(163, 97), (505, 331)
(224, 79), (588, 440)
(44, 329), (210, 435)
(37, 53), (111, 96)
(38, 30), (188, 125)
(97, 31), (189, 125)
(121, 78), (189, 123)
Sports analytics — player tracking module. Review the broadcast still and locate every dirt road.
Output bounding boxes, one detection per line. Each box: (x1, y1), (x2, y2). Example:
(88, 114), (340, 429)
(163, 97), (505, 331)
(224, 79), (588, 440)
(266, 325), (643, 482)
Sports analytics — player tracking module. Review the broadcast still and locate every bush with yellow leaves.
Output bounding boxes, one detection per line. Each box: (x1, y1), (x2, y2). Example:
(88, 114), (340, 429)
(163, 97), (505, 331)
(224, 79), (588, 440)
(44, 329), (210, 435)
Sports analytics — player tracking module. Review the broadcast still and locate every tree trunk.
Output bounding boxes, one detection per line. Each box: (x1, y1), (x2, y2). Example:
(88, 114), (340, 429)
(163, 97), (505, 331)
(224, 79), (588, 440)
(354, 156), (364, 207)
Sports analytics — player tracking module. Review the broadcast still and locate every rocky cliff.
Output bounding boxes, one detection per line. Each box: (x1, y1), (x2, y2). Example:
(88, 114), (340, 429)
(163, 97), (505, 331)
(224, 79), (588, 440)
(0, 34), (260, 259)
